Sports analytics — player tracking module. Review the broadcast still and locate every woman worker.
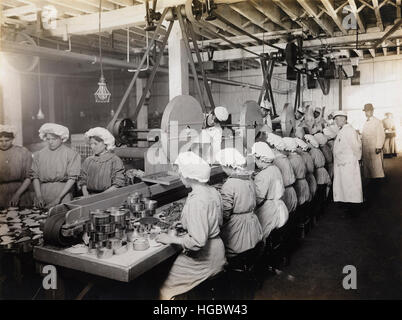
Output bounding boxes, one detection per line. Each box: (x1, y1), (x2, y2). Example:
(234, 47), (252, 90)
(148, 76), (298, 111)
(267, 133), (298, 214)
(295, 138), (317, 202)
(251, 142), (288, 240)
(314, 132), (334, 180)
(156, 151), (226, 300)
(80, 127), (125, 196)
(0, 125), (32, 208)
(31, 123), (81, 208)
(282, 137), (310, 208)
(215, 148), (263, 258)
(304, 134), (331, 215)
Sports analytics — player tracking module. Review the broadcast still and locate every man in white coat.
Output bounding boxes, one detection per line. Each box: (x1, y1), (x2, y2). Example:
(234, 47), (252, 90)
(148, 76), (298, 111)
(361, 103), (385, 179)
(332, 111), (363, 216)
(361, 103), (386, 202)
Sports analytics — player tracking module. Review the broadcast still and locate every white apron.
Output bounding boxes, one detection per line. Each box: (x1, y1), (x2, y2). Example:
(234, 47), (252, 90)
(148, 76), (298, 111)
(333, 124), (363, 203)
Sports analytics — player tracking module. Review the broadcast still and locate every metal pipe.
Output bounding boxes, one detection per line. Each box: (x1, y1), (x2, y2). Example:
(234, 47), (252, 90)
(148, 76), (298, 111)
(1, 40), (140, 69)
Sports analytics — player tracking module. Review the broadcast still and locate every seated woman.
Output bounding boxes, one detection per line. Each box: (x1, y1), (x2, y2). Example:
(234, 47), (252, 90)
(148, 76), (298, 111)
(31, 123), (81, 208)
(304, 134), (331, 206)
(0, 125), (32, 208)
(80, 127), (125, 196)
(314, 132), (334, 180)
(251, 142), (289, 240)
(295, 138), (317, 202)
(156, 152), (226, 300)
(267, 133), (298, 214)
(282, 137), (310, 207)
(215, 148), (263, 258)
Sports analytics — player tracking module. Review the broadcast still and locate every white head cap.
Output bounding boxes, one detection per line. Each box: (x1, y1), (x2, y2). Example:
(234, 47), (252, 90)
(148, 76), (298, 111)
(333, 110), (347, 119)
(39, 123), (69, 142)
(266, 133), (286, 151)
(314, 133), (328, 146)
(260, 100), (271, 110)
(323, 127), (337, 139)
(216, 148), (246, 168)
(0, 125), (17, 136)
(251, 142), (275, 162)
(304, 134), (319, 148)
(85, 127), (116, 151)
(294, 138), (309, 151)
(214, 106), (229, 122)
(174, 151), (211, 183)
(282, 137), (298, 152)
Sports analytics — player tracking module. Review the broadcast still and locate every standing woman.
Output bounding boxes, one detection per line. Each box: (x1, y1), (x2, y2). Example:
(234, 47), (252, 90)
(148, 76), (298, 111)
(31, 123), (81, 208)
(251, 142), (288, 240)
(216, 148), (263, 258)
(156, 152), (226, 300)
(0, 125), (32, 208)
(80, 127), (125, 196)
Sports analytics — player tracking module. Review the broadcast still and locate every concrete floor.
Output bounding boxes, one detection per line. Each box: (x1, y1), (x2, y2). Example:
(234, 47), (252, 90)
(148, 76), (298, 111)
(255, 156), (402, 300)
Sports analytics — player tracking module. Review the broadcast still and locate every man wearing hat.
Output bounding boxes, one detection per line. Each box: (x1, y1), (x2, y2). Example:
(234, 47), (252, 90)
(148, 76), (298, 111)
(361, 103), (386, 180)
(332, 111), (363, 215)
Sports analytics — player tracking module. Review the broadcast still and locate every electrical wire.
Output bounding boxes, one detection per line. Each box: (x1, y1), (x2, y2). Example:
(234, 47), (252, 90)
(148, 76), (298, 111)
(98, 0), (103, 78)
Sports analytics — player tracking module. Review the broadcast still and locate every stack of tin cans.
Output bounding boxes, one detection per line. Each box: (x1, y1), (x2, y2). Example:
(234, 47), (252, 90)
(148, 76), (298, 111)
(127, 192), (158, 219)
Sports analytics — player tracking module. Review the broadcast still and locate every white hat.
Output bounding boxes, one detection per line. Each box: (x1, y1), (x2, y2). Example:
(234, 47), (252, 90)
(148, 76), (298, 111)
(314, 133), (328, 146)
(39, 123), (69, 142)
(0, 125), (17, 136)
(85, 127), (116, 151)
(214, 106), (229, 122)
(174, 151), (211, 183)
(323, 127), (337, 139)
(282, 137), (298, 152)
(216, 148), (246, 168)
(260, 100), (271, 110)
(304, 134), (319, 148)
(333, 110), (347, 119)
(251, 142), (275, 162)
(294, 138), (309, 151)
(296, 106), (305, 114)
(266, 133), (286, 151)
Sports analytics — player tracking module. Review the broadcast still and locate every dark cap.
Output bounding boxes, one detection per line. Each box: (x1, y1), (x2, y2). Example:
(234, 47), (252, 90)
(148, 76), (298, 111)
(363, 103), (374, 111)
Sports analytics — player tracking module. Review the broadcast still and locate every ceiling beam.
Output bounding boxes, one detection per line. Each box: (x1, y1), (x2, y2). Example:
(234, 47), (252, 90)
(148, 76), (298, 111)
(372, 0), (384, 31)
(106, 0), (135, 6)
(3, 4), (36, 17)
(369, 48), (376, 57)
(297, 0), (334, 35)
(214, 4), (267, 34)
(371, 18), (402, 47)
(76, 0), (116, 11)
(348, 0), (366, 32)
(229, 2), (276, 32)
(207, 19), (242, 36)
(46, 1), (186, 37)
(249, 0), (292, 30)
(196, 28), (402, 61)
(272, 0), (320, 36)
(320, 0), (348, 34)
(353, 48), (364, 57)
(397, 0), (401, 19)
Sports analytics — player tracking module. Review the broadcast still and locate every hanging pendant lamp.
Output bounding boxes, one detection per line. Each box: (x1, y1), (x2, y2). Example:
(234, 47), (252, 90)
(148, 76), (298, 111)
(94, 0), (111, 103)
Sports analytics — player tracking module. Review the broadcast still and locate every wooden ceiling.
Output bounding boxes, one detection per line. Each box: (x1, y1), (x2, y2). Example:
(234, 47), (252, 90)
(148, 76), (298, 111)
(1, 0), (401, 69)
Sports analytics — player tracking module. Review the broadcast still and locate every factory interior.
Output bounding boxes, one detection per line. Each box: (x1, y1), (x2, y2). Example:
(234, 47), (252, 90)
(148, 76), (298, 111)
(0, 0), (401, 301)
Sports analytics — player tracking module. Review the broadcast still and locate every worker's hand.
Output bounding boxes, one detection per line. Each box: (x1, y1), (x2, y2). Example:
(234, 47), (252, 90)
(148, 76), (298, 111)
(375, 148), (382, 154)
(9, 194), (20, 207)
(155, 233), (173, 245)
(35, 196), (46, 209)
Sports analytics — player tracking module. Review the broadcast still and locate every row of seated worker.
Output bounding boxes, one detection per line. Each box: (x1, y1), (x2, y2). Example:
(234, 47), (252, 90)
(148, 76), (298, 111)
(154, 130), (335, 300)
